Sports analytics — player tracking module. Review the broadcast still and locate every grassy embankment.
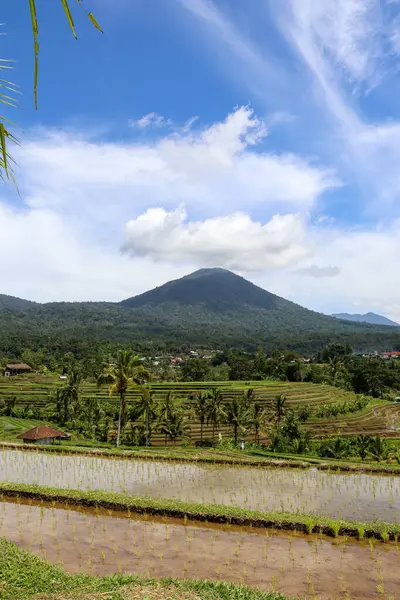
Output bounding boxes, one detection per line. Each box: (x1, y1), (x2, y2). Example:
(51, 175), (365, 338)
(0, 482), (399, 541)
(0, 538), (292, 600)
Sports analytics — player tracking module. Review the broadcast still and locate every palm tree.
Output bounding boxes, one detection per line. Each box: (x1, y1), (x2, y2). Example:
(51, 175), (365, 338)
(192, 391), (209, 442)
(248, 395), (267, 444)
(159, 410), (191, 446)
(369, 435), (390, 462)
(135, 388), (158, 447)
(356, 434), (371, 461)
(324, 437), (349, 460)
(157, 391), (180, 446)
(97, 349), (150, 448)
(205, 388), (226, 442)
(225, 395), (251, 445)
(271, 394), (286, 427)
(56, 367), (81, 425)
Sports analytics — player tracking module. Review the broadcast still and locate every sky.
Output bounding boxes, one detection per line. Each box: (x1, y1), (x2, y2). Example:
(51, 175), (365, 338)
(2, 0), (400, 320)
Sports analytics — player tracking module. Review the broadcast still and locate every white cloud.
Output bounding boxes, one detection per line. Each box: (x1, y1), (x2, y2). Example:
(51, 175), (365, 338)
(19, 107), (334, 222)
(130, 112), (173, 129)
(255, 220), (400, 322)
(122, 207), (311, 270)
(0, 107), (334, 301)
(293, 265), (340, 278)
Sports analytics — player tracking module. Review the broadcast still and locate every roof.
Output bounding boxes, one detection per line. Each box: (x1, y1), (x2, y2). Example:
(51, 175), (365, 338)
(17, 425), (71, 440)
(5, 363), (32, 370)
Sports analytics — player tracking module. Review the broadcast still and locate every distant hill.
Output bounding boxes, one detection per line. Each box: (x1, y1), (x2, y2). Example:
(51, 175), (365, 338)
(0, 294), (37, 311)
(0, 269), (399, 355)
(331, 312), (399, 327)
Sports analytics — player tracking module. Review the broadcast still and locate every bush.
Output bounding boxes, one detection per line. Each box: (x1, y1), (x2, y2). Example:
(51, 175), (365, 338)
(298, 406), (312, 422)
(195, 439), (216, 448)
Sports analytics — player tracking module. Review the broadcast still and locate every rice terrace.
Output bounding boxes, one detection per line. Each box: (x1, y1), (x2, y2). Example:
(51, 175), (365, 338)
(2, 365), (400, 599)
(3, 3), (400, 599)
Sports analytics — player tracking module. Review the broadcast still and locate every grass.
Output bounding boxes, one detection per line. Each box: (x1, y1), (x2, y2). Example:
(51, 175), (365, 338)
(0, 538), (293, 600)
(1, 482), (399, 541)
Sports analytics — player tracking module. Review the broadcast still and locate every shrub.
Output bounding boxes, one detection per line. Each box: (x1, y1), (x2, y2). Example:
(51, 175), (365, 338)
(195, 439), (217, 448)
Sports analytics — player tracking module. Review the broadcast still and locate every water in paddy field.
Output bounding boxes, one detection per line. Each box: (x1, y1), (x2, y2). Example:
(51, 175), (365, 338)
(1, 449), (400, 521)
(1, 497), (399, 600)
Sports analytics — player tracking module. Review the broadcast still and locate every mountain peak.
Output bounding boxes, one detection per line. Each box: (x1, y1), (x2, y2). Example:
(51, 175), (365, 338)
(121, 268), (283, 312)
(183, 267), (232, 279)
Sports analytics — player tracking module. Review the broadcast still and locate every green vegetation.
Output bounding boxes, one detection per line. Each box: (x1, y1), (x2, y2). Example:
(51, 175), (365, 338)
(97, 349), (151, 447)
(0, 538), (290, 600)
(0, 374), (369, 442)
(1, 269), (400, 359)
(0, 482), (399, 541)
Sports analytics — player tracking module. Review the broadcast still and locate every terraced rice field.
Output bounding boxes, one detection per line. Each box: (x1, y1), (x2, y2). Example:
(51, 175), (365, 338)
(2, 449), (400, 521)
(0, 374), (366, 442)
(2, 493), (400, 599)
(306, 403), (400, 438)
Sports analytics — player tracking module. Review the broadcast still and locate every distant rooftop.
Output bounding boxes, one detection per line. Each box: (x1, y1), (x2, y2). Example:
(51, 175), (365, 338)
(17, 425), (70, 441)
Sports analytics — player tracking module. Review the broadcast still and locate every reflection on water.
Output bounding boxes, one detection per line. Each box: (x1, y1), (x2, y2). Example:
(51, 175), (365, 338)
(1, 449), (400, 520)
(1, 498), (399, 600)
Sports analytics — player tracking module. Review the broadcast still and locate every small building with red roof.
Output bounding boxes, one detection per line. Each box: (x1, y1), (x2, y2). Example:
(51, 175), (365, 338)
(17, 425), (71, 445)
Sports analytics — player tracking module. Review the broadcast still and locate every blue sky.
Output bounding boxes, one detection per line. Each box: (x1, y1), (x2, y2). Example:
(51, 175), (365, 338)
(1, 0), (400, 321)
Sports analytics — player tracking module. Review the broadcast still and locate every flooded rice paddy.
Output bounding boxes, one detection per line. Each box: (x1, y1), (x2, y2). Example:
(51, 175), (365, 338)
(1, 497), (399, 600)
(1, 449), (400, 520)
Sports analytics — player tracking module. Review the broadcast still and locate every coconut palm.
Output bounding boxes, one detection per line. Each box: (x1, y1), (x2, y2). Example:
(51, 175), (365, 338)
(356, 434), (371, 461)
(249, 399), (267, 444)
(225, 395), (251, 445)
(159, 410), (191, 446)
(157, 392), (181, 446)
(205, 388), (226, 442)
(97, 349), (150, 448)
(324, 437), (349, 460)
(369, 435), (390, 462)
(192, 391), (209, 442)
(56, 367), (81, 425)
(134, 388), (158, 447)
(271, 394), (287, 427)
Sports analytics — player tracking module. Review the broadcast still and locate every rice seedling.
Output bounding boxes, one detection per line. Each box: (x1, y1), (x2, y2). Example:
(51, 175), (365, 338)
(2, 496), (399, 599)
(2, 447), (400, 522)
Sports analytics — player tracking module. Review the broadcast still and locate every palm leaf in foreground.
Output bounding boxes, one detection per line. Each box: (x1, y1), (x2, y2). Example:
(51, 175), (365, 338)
(0, 0), (102, 182)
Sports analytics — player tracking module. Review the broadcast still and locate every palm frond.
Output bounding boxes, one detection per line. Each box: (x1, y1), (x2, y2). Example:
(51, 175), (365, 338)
(0, 1), (102, 184)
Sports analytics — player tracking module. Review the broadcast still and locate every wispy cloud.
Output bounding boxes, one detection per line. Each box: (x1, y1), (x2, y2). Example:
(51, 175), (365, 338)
(293, 264), (340, 278)
(176, 0), (288, 102)
(130, 113), (173, 129)
(273, 0), (400, 216)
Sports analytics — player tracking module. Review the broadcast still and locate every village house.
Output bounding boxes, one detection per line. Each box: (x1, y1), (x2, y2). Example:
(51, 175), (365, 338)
(17, 425), (71, 445)
(4, 363), (33, 377)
